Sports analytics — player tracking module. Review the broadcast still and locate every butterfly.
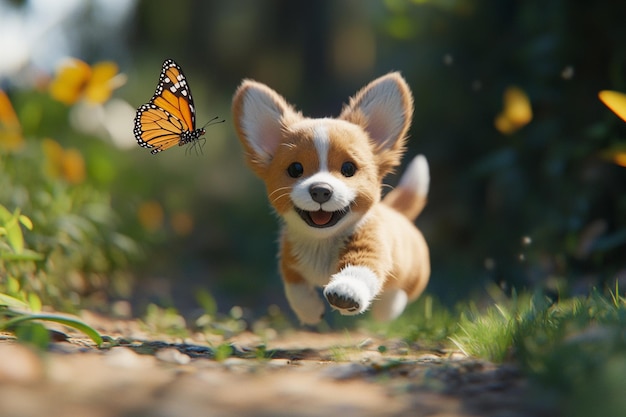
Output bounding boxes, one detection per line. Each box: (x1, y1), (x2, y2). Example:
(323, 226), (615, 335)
(134, 59), (220, 155)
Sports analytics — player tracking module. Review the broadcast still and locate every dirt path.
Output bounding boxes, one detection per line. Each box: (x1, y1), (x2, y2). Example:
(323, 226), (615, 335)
(0, 315), (554, 417)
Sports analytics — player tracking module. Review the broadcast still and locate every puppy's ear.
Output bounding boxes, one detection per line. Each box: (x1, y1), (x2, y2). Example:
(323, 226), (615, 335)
(232, 80), (300, 174)
(340, 73), (414, 175)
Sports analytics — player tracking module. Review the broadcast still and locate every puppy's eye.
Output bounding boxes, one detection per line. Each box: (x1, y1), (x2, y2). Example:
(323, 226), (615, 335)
(287, 162), (304, 178)
(341, 161), (357, 177)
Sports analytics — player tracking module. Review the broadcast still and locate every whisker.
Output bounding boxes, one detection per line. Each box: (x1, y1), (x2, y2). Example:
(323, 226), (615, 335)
(271, 193), (291, 205)
(269, 187), (292, 205)
(269, 186), (291, 200)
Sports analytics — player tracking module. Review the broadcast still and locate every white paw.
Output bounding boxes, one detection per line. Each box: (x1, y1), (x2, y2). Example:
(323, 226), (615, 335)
(284, 283), (325, 325)
(323, 265), (382, 316)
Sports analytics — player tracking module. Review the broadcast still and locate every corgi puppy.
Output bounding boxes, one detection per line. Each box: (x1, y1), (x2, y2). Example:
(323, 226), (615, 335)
(232, 73), (430, 324)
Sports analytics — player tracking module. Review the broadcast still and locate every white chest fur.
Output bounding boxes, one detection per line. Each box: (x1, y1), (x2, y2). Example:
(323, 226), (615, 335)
(285, 232), (345, 287)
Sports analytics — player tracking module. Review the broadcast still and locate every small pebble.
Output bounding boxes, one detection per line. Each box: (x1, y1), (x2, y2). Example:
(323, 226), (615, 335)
(449, 352), (468, 361)
(417, 354), (442, 363)
(105, 347), (154, 369)
(156, 348), (191, 365)
(267, 359), (291, 368)
(322, 363), (370, 380)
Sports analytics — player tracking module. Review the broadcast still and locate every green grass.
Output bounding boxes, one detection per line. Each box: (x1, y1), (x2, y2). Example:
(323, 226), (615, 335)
(0, 204), (104, 348)
(365, 294), (458, 348)
(364, 284), (626, 417)
(0, 309), (103, 347)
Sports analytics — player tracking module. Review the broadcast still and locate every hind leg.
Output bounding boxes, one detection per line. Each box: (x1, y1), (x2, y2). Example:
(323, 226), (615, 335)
(371, 288), (408, 321)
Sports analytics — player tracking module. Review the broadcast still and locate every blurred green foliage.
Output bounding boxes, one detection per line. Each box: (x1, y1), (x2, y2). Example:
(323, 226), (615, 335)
(0, 201), (104, 348)
(0, 127), (139, 309)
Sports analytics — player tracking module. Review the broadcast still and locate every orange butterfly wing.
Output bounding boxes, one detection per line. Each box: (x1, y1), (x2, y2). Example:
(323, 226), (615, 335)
(135, 104), (186, 152)
(133, 59), (204, 154)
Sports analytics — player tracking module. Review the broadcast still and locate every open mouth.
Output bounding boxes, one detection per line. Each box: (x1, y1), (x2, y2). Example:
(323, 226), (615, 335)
(295, 207), (349, 228)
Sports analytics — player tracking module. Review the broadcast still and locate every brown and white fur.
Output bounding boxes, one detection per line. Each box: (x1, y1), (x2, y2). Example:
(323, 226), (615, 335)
(232, 73), (430, 325)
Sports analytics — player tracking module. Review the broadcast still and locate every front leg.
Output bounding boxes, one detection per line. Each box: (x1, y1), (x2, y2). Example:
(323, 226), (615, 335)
(323, 226), (387, 315)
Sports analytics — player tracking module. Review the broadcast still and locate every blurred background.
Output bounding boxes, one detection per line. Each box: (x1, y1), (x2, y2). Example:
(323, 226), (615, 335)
(1, 0), (625, 322)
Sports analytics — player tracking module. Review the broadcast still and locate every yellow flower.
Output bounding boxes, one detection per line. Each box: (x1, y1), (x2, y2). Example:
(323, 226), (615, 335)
(41, 138), (86, 184)
(598, 91), (626, 168)
(42, 138), (65, 178)
(61, 148), (86, 184)
(49, 58), (126, 105)
(494, 86), (533, 135)
(613, 152), (626, 168)
(0, 90), (24, 152)
(599, 90), (626, 123)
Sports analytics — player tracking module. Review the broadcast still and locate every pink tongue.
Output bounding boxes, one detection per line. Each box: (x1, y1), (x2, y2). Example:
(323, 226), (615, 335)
(310, 210), (333, 225)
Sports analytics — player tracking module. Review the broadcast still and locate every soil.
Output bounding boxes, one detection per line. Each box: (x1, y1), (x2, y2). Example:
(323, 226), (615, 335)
(0, 312), (556, 417)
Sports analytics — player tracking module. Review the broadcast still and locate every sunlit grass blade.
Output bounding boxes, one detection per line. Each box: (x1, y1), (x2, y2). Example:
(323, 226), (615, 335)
(1, 313), (103, 347)
(0, 293), (29, 309)
(0, 249), (45, 261)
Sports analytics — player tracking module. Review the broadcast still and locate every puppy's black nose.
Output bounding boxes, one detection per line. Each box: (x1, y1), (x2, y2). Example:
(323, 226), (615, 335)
(309, 182), (333, 204)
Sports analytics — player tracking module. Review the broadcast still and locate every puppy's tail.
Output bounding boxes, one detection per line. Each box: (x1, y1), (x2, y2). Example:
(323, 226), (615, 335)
(382, 154), (429, 221)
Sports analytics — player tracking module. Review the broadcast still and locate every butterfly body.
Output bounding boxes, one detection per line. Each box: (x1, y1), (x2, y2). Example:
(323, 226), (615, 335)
(134, 59), (207, 154)
(180, 127), (206, 146)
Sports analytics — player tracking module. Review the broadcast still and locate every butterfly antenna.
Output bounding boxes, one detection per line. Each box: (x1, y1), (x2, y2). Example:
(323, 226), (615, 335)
(202, 116), (225, 129)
